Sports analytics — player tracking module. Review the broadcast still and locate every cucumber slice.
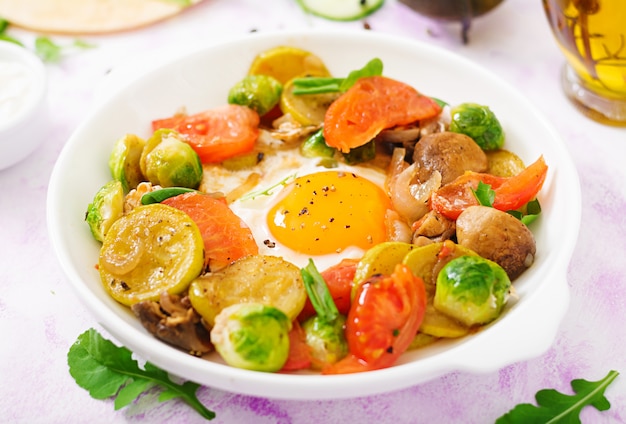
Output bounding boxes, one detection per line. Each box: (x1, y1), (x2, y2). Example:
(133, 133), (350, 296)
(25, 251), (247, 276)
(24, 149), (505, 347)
(296, 0), (385, 21)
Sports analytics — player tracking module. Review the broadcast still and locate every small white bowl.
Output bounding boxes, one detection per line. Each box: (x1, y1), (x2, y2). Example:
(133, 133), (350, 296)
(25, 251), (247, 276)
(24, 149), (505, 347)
(0, 41), (48, 170)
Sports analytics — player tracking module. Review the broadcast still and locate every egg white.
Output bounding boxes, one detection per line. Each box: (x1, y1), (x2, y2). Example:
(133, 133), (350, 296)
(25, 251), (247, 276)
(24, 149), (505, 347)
(215, 147), (389, 271)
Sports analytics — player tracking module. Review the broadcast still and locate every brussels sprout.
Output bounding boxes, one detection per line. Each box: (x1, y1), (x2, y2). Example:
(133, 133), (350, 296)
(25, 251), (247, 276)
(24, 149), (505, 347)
(108, 133), (146, 192)
(85, 180), (124, 242)
(449, 102), (504, 151)
(301, 315), (348, 369)
(434, 255), (510, 327)
(342, 139), (376, 164)
(300, 129), (336, 159)
(228, 74), (283, 116)
(210, 303), (291, 372)
(140, 129), (203, 189)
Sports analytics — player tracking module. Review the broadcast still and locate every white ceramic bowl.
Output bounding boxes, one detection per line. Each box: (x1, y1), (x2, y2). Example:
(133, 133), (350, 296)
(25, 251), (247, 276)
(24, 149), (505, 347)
(47, 30), (581, 400)
(0, 41), (48, 170)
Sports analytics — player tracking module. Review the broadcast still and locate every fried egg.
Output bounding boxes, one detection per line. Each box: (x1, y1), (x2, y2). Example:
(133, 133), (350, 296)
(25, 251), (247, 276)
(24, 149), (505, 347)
(215, 147), (390, 270)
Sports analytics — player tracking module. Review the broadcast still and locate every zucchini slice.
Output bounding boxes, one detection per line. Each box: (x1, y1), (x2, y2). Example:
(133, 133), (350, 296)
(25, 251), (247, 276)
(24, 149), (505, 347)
(296, 0), (385, 21)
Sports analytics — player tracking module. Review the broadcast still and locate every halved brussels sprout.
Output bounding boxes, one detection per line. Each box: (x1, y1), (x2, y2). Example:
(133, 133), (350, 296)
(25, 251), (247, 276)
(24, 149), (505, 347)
(210, 302), (291, 372)
(434, 255), (511, 327)
(228, 74), (283, 116)
(302, 314), (348, 369)
(109, 133), (146, 192)
(450, 102), (504, 151)
(140, 129), (203, 189)
(85, 180), (124, 242)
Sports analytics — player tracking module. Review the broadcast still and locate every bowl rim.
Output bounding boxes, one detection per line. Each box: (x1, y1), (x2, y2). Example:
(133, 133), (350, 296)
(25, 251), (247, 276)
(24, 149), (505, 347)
(47, 28), (581, 400)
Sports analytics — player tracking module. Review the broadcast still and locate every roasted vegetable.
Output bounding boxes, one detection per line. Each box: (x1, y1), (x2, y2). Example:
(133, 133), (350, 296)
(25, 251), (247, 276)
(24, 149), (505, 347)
(449, 102), (504, 151)
(300, 129), (336, 159)
(108, 133), (146, 192)
(434, 255), (511, 327)
(210, 303), (291, 372)
(85, 180), (124, 242)
(456, 205), (537, 280)
(302, 315), (348, 369)
(228, 74), (283, 116)
(188, 255), (307, 327)
(140, 129), (203, 189)
(98, 203), (205, 306)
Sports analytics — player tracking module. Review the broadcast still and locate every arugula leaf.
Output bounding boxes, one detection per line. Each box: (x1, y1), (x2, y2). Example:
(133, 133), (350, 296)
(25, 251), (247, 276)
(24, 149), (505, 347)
(35, 36), (96, 63)
(495, 370), (619, 423)
(68, 328), (216, 420)
(291, 57), (383, 95)
(300, 259), (339, 323)
(471, 180), (495, 207)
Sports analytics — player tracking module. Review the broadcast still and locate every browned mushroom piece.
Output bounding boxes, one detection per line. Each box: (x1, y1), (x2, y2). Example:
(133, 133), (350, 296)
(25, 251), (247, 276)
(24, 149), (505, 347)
(413, 131), (488, 185)
(411, 209), (456, 246)
(131, 292), (213, 356)
(456, 205), (536, 280)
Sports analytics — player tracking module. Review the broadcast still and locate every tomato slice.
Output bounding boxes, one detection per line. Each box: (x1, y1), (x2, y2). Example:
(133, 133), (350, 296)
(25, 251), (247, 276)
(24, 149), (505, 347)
(162, 192), (258, 271)
(297, 258), (358, 322)
(430, 156), (548, 220)
(323, 76), (442, 153)
(280, 320), (312, 372)
(152, 104), (260, 163)
(323, 263), (426, 374)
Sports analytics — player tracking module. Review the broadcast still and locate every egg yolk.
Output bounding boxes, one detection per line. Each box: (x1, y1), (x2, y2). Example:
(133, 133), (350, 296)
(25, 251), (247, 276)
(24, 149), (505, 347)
(267, 170), (391, 255)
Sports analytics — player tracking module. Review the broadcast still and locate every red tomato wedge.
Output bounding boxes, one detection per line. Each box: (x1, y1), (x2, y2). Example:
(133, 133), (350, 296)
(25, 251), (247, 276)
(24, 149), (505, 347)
(430, 155), (548, 220)
(280, 320), (312, 372)
(323, 263), (426, 374)
(323, 76), (442, 153)
(162, 192), (258, 271)
(152, 104), (260, 163)
(297, 258), (357, 322)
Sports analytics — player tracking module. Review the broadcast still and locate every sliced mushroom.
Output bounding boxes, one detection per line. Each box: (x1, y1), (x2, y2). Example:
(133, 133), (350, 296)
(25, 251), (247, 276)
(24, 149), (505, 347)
(413, 131), (488, 185)
(456, 205), (536, 280)
(131, 292), (213, 356)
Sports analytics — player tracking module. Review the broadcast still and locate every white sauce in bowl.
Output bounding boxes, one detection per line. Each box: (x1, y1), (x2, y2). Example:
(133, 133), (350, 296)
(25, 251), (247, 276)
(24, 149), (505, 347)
(0, 61), (36, 126)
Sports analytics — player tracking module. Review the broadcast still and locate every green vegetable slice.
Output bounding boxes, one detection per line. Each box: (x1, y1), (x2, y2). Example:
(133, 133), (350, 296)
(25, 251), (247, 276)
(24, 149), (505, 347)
(291, 58), (383, 95)
(140, 187), (198, 205)
(295, 0), (385, 21)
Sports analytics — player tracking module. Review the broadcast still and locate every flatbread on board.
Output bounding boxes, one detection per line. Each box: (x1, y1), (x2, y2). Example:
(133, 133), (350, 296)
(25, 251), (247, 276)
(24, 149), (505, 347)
(0, 0), (203, 34)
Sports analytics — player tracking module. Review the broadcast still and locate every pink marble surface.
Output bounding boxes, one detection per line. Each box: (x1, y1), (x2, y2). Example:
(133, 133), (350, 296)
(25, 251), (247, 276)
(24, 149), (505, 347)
(1, 0), (626, 422)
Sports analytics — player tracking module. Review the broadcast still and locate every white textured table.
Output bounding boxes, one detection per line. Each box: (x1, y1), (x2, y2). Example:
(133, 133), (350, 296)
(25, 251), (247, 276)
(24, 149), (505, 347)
(2, 0), (626, 422)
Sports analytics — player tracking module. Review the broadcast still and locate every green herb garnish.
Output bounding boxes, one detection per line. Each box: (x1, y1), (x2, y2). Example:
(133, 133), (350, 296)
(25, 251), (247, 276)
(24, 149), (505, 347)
(35, 36), (96, 63)
(68, 328), (216, 420)
(508, 198), (542, 225)
(300, 259), (339, 323)
(471, 180), (495, 207)
(496, 370), (619, 423)
(141, 187), (198, 205)
(240, 173), (296, 201)
(292, 58), (383, 95)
